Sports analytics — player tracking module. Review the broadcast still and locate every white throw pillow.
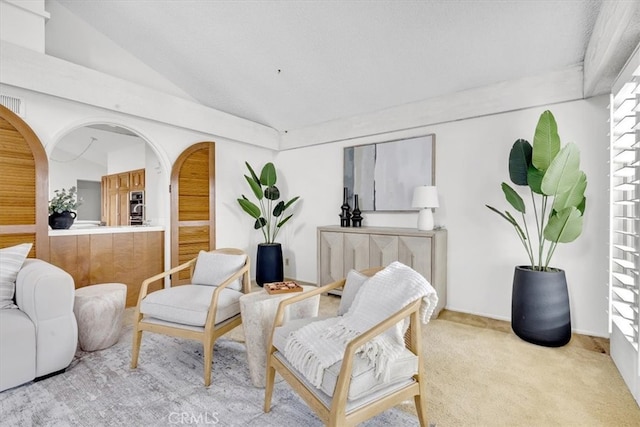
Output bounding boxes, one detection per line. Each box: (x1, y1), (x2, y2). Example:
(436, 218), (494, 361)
(0, 243), (32, 309)
(338, 269), (369, 316)
(191, 251), (247, 291)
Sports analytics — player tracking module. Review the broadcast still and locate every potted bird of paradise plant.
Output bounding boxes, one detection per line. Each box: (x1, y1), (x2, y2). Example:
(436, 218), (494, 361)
(237, 162), (299, 286)
(486, 110), (587, 347)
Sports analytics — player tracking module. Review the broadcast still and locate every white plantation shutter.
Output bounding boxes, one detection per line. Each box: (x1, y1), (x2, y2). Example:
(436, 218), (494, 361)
(609, 43), (640, 406)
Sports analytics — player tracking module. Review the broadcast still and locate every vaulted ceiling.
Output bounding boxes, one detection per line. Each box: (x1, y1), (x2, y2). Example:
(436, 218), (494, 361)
(51, 0), (640, 137)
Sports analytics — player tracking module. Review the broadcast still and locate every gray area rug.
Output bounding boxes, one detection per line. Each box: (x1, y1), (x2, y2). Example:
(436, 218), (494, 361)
(0, 325), (418, 426)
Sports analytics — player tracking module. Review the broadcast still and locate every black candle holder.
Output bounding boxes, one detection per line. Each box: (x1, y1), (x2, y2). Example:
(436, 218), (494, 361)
(351, 194), (362, 227)
(339, 187), (351, 227)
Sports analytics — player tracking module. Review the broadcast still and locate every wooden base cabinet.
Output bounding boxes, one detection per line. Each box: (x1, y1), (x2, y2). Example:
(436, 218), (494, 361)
(49, 230), (164, 307)
(317, 226), (447, 318)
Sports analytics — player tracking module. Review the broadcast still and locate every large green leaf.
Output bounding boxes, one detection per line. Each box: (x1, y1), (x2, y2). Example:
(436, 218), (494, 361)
(245, 162), (260, 184)
(532, 110), (560, 171)
(544, 207), (583, 243)
(553, 170), (587, 211)
(486, 205), (526, 241)
(244, 175), (263, 200)
(264, 185), (280, 200)
(277, 214), (293, 228)
(527, 165), (544, 194)
(509, 139), (532, 186)
(260, 162), (277, 186)
(541, 143), (581, 196)
(273, 201), (285, 217)
(237, 198), (261, 218)
(283, 196), (300, 210)
(501, 183), (525, 213)
(254, 217), (266, 229)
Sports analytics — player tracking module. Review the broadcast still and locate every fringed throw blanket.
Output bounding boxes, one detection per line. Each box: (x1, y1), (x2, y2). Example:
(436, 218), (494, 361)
(283, 261), (438, 388)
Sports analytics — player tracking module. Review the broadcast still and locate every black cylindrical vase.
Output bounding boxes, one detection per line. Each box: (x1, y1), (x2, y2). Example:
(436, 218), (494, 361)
(511, 266), (571, 347)
(256, 243), (284, 286)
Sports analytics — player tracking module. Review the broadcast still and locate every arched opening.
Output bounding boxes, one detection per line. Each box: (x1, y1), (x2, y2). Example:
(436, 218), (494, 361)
(49, 123), (168, 228)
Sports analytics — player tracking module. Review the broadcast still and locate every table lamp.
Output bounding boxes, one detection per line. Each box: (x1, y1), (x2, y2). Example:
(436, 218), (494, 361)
(411, 186), (439, 231)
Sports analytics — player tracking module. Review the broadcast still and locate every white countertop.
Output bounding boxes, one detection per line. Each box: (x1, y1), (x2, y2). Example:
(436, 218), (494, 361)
(49, 225), (165, 236)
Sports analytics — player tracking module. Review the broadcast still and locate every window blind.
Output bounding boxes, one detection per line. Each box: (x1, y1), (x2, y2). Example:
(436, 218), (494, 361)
(610, 62), (640, 349)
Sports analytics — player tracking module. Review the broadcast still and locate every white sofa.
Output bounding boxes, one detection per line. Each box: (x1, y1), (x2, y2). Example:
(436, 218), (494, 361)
(0, 259), (78, 392)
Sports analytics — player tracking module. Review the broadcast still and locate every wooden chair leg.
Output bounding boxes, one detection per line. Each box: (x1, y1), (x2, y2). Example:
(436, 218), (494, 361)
(203, 334), (218, 387)
(264, 355), (276, 412)
(414, 388), (428, 427)
(130, 327), (143, 369)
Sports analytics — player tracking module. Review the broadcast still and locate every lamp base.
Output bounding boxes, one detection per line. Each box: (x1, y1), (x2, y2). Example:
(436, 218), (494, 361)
(417, 209), (434, 231)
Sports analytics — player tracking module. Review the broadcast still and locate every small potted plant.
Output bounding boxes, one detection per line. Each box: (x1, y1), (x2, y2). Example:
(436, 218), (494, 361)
(237, 162), (299, 286)
(48, 186), (82, 229)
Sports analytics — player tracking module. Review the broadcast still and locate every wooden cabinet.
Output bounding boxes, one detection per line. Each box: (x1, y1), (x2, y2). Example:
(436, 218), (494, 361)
(317, 225), (447, 317)
(101, 168), (145, 226)
(130, 168), (145, 190)
(49, 230), (164, 307)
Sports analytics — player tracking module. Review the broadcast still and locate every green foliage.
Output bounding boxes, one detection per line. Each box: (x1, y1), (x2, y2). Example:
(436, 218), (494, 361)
(486, 110), (587, 271)
(237, 162), (300, 243)
(49, 186), (82, 214)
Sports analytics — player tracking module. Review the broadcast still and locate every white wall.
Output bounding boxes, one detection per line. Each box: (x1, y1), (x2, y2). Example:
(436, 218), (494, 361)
(276, 96), (610, 337)
(107, 144), (145, 174)
(0, 0), (48, 53)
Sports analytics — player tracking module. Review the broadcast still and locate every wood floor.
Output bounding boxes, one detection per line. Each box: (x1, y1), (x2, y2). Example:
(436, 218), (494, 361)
(438, 309), (610, 355)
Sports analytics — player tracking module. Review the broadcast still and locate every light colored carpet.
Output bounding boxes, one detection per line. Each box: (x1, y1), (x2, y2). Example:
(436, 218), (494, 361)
(0, 323), (416, 426)
(2, 294), (640, 426)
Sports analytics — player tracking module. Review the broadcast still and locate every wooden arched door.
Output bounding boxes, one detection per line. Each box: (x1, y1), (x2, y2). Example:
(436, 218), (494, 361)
(0, 105), (49, 259)
(170, 141), (215, 284)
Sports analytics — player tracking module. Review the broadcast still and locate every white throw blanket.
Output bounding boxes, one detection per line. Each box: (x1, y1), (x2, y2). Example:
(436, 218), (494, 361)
(283, 261), (438, 388)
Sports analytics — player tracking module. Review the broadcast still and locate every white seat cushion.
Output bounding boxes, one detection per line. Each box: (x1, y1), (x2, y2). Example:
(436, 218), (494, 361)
(273, 317), (418, 400)
(140, 284), (242, 327)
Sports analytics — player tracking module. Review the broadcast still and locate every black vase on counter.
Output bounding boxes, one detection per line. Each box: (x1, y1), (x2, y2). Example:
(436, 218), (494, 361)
(339, 187), (352, 227)
(48, 211), (76, 230)
(351, 194), (362, 227)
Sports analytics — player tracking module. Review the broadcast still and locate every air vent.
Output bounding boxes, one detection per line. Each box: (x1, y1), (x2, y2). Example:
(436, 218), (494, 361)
(0, 94), (24, 116)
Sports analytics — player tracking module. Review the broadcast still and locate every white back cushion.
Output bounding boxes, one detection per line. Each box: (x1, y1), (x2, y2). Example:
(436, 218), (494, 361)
(0, 243), (32, 309)
(338, 269), (369, 316)
(191, 251), (246, 291)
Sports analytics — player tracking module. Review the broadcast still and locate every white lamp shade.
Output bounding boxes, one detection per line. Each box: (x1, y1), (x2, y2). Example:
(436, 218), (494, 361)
(412, 186), (439, 209)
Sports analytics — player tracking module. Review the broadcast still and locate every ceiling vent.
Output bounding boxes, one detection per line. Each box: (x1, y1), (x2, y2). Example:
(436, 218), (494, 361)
(0, 94), (24, 117)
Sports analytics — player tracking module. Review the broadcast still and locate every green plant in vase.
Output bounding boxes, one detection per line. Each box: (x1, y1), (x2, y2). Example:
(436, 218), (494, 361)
(237, 162), (299, 285)
(485, 110), (587, 347)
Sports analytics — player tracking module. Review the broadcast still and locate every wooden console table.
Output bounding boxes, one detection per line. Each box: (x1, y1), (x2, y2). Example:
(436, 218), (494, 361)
(317, 225), (447, 318)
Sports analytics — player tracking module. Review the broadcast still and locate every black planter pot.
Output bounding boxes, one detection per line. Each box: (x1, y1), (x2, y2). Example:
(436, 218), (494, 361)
(48, 211), (77, 230)
(511, 266), (571, 347)
(256, 243), (284, 287)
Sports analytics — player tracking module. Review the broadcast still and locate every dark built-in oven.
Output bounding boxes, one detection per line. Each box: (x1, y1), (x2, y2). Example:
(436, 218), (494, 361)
(129, 191), (144, 225)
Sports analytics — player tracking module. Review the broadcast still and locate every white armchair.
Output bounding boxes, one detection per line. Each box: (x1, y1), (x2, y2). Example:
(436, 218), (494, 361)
(0, 259), (78, 392)
(130, 248), (250, 387)
(264, 262), (437, 427)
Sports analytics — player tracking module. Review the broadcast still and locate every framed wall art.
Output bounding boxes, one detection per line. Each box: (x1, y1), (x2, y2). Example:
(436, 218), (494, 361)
(343, 134), (435, 211)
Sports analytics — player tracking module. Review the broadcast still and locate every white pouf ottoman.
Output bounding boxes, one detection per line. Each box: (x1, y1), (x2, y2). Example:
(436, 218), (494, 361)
(74, 283), (127, 351)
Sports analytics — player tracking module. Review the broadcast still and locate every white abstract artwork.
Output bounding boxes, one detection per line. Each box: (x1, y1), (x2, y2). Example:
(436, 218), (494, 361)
(344, 134), (435, 211)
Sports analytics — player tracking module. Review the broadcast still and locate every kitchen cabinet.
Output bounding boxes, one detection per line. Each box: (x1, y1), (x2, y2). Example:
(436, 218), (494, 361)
(317, 225), (447, 317)
(130, 168), (145, 190)
(101, 168), (145, 226)
(49, 229), (164, 307)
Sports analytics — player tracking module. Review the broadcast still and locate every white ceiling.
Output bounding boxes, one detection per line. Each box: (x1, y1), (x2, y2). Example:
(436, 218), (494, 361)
(53, 0), (615, 132)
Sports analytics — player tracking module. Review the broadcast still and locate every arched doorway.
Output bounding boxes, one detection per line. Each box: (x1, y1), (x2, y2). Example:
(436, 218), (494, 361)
(0, 104), (49, 259)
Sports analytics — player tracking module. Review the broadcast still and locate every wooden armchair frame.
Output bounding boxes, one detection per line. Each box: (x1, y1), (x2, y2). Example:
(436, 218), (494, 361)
(130, 248), (250, 387)
(264, 267), (427, 427)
